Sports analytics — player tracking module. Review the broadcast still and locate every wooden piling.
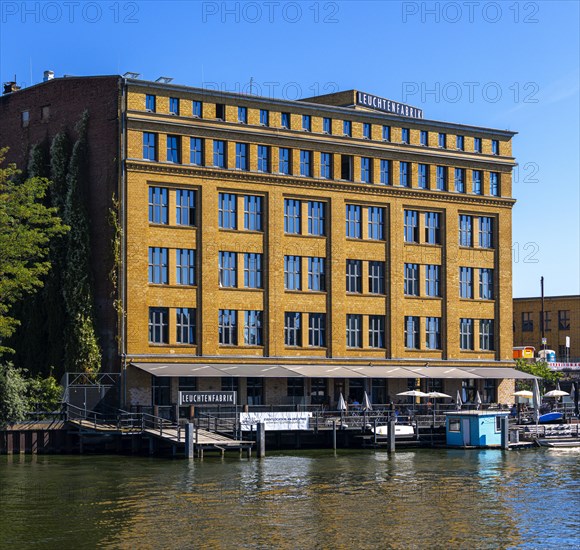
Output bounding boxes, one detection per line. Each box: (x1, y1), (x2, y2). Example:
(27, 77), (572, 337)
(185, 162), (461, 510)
(256, 422), (266, 458)
(501, 416), (509, 450)
(332, 420), (337, 450)
(387, 420), (396, 453)
(185, 423), (194, 459)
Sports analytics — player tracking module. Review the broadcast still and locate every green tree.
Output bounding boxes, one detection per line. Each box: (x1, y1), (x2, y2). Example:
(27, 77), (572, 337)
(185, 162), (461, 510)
(515, 358), (562, 392)
(27, 372), (63, 412)
(0, 363), (29, 425)
(0, 148), (68, 355)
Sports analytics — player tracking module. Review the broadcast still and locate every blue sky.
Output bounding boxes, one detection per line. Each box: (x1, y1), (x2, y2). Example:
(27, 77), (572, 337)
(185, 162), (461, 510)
(1, 0), (578, 297)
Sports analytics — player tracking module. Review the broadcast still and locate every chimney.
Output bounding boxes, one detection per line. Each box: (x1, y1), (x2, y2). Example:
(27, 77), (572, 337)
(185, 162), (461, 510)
(43, 70), (55, 82)
(3, 82), (21, 95)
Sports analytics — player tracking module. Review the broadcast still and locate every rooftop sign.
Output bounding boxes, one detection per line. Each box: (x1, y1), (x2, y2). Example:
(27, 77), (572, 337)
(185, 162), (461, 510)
(356, 91), (423, 119)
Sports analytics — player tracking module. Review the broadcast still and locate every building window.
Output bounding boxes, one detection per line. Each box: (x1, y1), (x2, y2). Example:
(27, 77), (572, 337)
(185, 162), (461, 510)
(404, 263), (419, 296)
(480, 319), (494, 350)
(418, 164), (428, 189)
(368, 206), (385, 240)
(492, 139), (499, 155)
(341, 155), (353, 180)
(166, 135), (180, 163)
(369, 316), (385, 348)
(308, 257), (325, 291)
(285, 312), (301, 346)
(542, 311), (552, 332)
(260, 109), (269, 126)
(479, 268), (494, 300)
(176, 308), (196, 344)
(323, 117), (332, 134)
(474, 137), (482, 153)
(404, 210), (419, 243)
(219, 251), (237, 288)
(346, 259), (362, 293)
(176, 249), (196, 286)
(247, 377), (263, 405)
(41, 106), (50, 121)
(363, 123), (371, 139)
(244, 311), (263, 345)
(424, 212), (441, 244)
(343, 120), (352, 137)
(346, 204), (362, 239)
(460, 318), (474, 350)
(361, 157), (372, 183)
(300, 150), (312, 176)
(218, 310), (237, 345)
(238, 106), (247, 123)
(302, 114), (311, 131)
(218, 193), (237, 229)
(244, 253), (262, 289)
(490, 172), (499, 196)
(320, 152), (332, 179)
(145, 94), (156, 112)
(456, 135), (464, 150)
(401, 128), (410, 144)
(169, 97), (179, 115)
(236, 142), (248, 170)
(190, 137), (203, 165)
(308, 201), (325, 236)
(472, 170), (482, 195)
(308, 313), (326, 347)
(368, 261), (385, 294)
(425, 265), (441, 297)
(559, 310), (570, 330)
(281, 112), (290, 129)
(420, 130), (428, 146)
(279, 147), (290, 175)
(287, 378), (305, 398)
(454, 168), (465, 193)
(149, 187), (168, 224)
(148, 247), (168, 284)
(284, 256), (302, 290)
(215, 103), (225, 120)
(426, 317), (441, 349)
(192, 100), (202, 118)
(380, 159), (390, 185)
(176, 189), (196, 227)
(257, 145), (269, 173)
(522, 312), (533, 332)
(149, 308), (169, 344)
(143, 132), (157, 161)
(479, 216), (493, 248)
(459, 267), (473, 299)
(438, 133), (446, 148)
(400, 161), (410, 187)
(284, 199), (301, 234)
(436, 166), (446, 191)
(21, 110), (30, 127)
(459, 215), (473, 247)
(346, 314), (362, 348)
(382, 125), (391, 142)
(405, 316), (420, 349)
(213, 140), (226, 168)
(244, 195), (263, 231)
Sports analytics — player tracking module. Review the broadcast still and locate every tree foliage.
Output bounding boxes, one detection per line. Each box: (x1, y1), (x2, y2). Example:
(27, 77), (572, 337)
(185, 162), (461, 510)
(515, 358), (562, 392)
(0, 148), (68, 354)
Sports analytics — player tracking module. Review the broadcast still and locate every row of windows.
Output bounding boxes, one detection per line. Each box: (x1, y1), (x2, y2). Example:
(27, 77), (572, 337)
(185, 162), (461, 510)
(142, 133), (503, 196)
(405, 317), (494, 351)
(141, 95), (501, 155)
(149, 307), (495, 351)
(520, 310), (571, 332)
(149, 188), (496, 249)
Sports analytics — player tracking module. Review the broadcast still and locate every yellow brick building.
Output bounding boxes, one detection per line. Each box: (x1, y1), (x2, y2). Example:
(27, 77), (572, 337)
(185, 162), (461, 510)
(119, 81), (525, 408)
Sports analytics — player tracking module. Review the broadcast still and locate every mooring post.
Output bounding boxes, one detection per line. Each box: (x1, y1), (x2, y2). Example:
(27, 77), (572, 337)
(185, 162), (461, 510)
(257, 422), (266, 458)
(373, 418), (377, 445)
(501, 416), (509, 450)
(387, 420), (396, 453)
(332, 420), (337, 450)
(185, 423), (194, 459)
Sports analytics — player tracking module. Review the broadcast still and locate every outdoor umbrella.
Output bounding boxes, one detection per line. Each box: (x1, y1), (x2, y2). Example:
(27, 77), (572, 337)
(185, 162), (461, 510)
(337, 392), (347, 411)
(397, 390), (429, 417)
(543, 389), (569, 398)
(427, 392), (451, 417)
(532, 378), (541, 423)
(362, 391), (373, 411)
(513, 390), (533, 398)
(456, 389), (463, 411)
(573, 382), (580, 416)
(476, 391), (482, 410)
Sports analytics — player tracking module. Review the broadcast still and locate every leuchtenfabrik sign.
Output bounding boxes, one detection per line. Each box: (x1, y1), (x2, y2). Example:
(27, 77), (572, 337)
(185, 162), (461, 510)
(179, 391), (236, 406)
(356, 91), (424, 119)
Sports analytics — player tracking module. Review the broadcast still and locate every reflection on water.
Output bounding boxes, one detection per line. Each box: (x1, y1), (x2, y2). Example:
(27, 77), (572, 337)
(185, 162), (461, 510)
(1, 448), (579, 549)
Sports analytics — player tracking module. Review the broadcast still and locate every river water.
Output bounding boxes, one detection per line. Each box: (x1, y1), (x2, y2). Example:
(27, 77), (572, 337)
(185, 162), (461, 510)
(1, 448), (579, 549)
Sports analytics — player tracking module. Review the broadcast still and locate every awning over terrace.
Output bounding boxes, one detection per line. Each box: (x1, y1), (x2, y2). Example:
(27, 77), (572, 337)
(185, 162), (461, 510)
(131, 363), (537, 379)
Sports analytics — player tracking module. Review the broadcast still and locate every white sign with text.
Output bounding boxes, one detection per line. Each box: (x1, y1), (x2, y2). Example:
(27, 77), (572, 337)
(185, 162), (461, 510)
(240, 412), (312, 431)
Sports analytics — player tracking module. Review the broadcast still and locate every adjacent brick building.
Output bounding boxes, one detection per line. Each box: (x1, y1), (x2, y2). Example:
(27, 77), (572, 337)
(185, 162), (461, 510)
(0, 74), (532, 409)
